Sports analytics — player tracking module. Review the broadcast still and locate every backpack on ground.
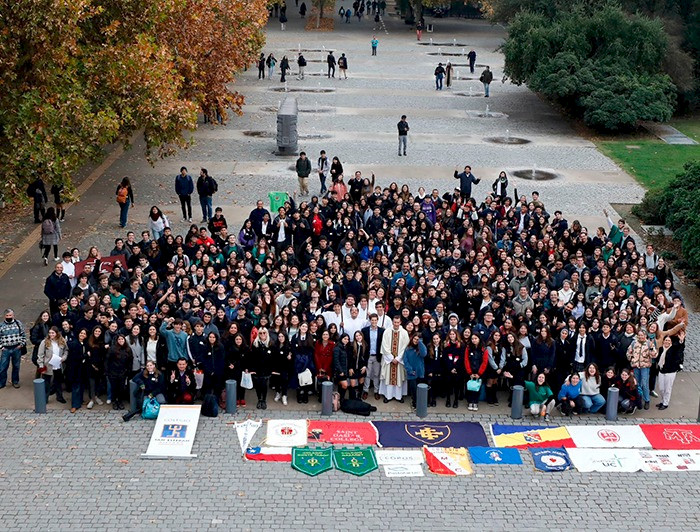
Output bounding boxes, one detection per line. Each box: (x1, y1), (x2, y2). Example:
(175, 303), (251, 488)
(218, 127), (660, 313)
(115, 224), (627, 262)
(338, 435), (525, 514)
(42, 219), (54, 235)
(202, 393), (219, 417)
(116, 186), (128, 204)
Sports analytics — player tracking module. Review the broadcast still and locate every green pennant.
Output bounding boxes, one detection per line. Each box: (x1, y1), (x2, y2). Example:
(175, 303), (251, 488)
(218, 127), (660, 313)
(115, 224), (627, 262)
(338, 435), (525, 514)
(291, 447), (333, 476)
(332, 447), (378, 477)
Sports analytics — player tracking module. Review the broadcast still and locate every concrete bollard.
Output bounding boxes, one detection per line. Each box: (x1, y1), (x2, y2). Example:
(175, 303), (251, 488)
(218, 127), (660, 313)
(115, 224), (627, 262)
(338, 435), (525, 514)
(129, 380), (139, 413)
(321, 380), (333, 416)
(510, 385), (524, 419)
(226, 379), (238, 414)
(416, 383), (428, 418)
(34, 378), (46, 414)
(606, 386), (619, 421)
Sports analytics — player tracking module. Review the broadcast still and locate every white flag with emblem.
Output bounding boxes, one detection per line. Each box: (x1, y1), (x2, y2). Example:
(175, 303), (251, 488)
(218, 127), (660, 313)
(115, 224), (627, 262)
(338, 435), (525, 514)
(235, 419), (262, 454)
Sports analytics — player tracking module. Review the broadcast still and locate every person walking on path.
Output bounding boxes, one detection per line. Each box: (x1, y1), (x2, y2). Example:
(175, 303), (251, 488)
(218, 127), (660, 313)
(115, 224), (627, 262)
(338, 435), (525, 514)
(27, 174), (48, 224)
(434, 63), (446, 90)
(371, 36), (379, 56)
(266, 53), (277, 79)
(397, 115), (410, 156)
(0, 309), (27, 389)
(327, 51), (336, 78)
(416, 19), (424, 41)
(454, 165), (480, 201)
(338, 53), (348, 79)
(345, 8), (352, 22)
(279, 11), (287, 30)
(445, 61), (453, 89)
(297, 53), (307, 80)
(480, 66), (493, 97)
(280, 55), (290, 82)
(299, 1), (306, 17)
(175, 166), (194, 222)
(257, 53), (266, 79)
(317, 150), (330, 194)
(467, 49), (476, 73)
(115, 177), (134, 228)
(50, 182), (66, 222)
(296, 151), (312, 196)
(40, 207), (62, 265)
(196, 168), (218, 223)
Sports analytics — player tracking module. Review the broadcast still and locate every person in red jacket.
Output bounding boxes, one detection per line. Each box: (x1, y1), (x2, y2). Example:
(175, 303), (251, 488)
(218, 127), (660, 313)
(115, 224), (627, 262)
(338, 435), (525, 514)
(313, 330), (335, 402)
(464, 333), (488, 411)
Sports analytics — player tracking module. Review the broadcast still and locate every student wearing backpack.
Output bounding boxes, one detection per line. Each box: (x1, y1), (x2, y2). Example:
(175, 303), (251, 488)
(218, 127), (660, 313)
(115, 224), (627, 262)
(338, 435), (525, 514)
(338, 53), (348, 79)
(196, 168), (218, 223)
(115, 177), (134, 228)
(40, 207), (62, 266)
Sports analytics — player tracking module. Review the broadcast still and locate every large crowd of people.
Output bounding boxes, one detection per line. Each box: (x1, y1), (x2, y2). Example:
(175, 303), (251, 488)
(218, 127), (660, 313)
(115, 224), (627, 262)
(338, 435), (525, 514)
(0, 163), (688, 419)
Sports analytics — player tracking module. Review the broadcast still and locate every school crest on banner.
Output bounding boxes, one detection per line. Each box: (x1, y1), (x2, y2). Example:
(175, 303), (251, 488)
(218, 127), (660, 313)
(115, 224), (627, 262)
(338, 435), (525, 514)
(332, 447), (378, 476)
(405, 424), (452, 445)
(292, 447), (333, 476)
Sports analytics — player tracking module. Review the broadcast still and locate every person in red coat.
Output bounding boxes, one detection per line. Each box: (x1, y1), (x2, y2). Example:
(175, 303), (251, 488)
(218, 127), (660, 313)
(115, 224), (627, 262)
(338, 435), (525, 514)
(464, 333), (489, 411)
(313, 330), (335, 401)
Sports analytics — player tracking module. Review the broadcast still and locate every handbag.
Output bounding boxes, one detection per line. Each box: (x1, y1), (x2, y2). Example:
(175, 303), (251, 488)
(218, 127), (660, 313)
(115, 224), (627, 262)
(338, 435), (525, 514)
(467, 378), (482, 392)
(298, 368), (313, 387)
(241, 371), (254, 389)
(194, 369), (204, 390)
(141, 397), (160, 420)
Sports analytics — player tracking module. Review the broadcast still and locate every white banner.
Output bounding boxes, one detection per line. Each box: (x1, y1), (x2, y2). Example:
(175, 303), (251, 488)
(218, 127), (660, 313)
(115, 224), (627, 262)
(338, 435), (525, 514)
(142, 405), (201, 459)
(568, 448), (644, 472)
(566, 425), (651, 448)
(236, 419), (262, 454)
(266, 419), (308, 447)
(383, 464), (425, 477)
(638, 450), (700, 472)
(376, 449), (424, 465)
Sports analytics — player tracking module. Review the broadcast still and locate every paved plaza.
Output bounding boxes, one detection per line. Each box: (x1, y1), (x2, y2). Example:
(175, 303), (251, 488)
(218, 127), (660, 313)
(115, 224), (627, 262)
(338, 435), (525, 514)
(0, 4), (699, 530)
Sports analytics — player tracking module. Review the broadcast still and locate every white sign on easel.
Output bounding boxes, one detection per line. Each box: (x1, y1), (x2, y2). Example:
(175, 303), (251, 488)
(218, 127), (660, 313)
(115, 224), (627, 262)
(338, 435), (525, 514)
(141, 404), (202, 459)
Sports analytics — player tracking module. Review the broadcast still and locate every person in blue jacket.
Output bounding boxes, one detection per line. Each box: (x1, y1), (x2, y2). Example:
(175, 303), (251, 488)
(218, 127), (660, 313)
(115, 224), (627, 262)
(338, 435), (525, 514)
(404, 334), (427, 408)
(557, 372), (584, 416)
(453, 165), (481, 201)
(175, 166), (194, 222)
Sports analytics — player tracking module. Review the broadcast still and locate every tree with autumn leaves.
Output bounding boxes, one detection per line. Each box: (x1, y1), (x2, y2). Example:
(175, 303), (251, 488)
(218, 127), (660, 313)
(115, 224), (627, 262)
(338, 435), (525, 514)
(0, 0), (268, 200)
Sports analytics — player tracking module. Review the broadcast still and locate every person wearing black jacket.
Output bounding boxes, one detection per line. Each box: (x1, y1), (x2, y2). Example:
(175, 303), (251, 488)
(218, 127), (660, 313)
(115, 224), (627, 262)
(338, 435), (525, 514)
(257, 53), (266, 79)
(297, 53), (307, 80)
(657, 331), (685, 410)
(348, 331), (368, 399)
(67, 329), (89, 413)
(361, 318), (384, 400)
(250, 328), (273, 409)
(187, 321), (208, 388)
(105, 334), (133, 410)
(224, 332), (249, 406)
(132, 361), (166, 405)
(86, 326), (107, 409)
(295, 152), (312, 196)
(397, 115), (409, 156)
(196, 168), (217, 223)
(167, 357), (196, 404)
(44, 263), (72, 315)
(453, 165), (480, 201)
(280, 55), (290, 82)
(270, 331), (292, 405)
(27, 175), (48, 223)
(442, 332), (465, 408)
(333, 333), (351, 400)
(30, 311), (50, 374)
(326, 51), (336, 78)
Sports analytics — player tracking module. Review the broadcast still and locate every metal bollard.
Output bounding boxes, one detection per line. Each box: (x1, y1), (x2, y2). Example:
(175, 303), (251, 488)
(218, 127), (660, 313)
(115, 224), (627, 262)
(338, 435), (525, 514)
(226, 379), (238, 414)
(34, 378), (46, 414)
(510, 385), (524, 419)
(416, 383), (428, 418)
(129, 380), (139, 413)
(606, 386), (619, 422)
(321, 380), (333, 416)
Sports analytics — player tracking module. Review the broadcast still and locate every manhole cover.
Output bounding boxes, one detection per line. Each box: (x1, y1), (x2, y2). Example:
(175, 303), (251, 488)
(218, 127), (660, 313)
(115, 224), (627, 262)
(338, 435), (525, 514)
(512, 169), (559, 180)
(485, 136), (531, 145)
(270, 87), (336, 93)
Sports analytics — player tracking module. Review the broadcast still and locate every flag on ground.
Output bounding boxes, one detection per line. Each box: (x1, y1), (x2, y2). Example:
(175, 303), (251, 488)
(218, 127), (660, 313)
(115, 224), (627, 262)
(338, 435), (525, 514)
(566, 425), (651, 448)
(291, 447), (333, 476)
(245, 446), (292, 462)
(307, 420), (377, 445)
(468, 446), (522, 465)
(567, 448), (644, 472)
(639, 424), (700, 450)
(266, 419), (308, 447)
(372, 421), (488, 448)
(375, 449), (424, 465)
(490, 424), (575, 448)
(332, 447), (378, 476)
(424, 447), (474, 475)
(235, 419), (262, 454)
(382, 464), (424, 477)
(530, 447), (572, 472)
(638, 450), (700, 472)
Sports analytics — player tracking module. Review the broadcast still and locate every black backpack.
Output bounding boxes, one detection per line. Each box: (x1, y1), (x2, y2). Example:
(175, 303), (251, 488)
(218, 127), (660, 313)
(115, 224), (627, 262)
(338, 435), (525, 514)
(202, 393), (219, 417)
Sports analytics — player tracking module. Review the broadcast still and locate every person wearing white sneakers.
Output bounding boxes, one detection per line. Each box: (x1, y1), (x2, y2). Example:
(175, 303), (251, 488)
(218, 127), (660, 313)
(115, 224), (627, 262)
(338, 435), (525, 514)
(271, 332), (291, 406)
(40, 207), (62, 266)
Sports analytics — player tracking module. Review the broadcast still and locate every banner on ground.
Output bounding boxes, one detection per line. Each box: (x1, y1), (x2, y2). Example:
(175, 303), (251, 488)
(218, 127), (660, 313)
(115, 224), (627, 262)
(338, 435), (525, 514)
(638, 450), (700, 472)
(424, 447), (474, 475)
(566, 425), (650, 448)
(640, 424), (700, 450)
(375, 449), (424, 466)
(267, 419), (308, 447)
(530, 447), (572, 472)
(308, 420), (377, 445)
(491, 424), (575, 448)
(383, 464), (425, 477)
(235, 419), (262, 454)
(245, 447), (292, 462)
(292, 447), (333, 476)
(568, 448), (644, 472)
(372, 421), (488, 448)
(468, 447), (523, 465)
(142, 404), (201, 459)
(332, 447), (378, 476)
(74, 254), (127, 277)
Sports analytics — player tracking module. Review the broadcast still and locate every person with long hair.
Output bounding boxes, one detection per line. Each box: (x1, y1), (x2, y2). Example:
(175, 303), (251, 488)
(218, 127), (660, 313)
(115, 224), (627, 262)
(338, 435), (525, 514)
(66, 328), (89, 413)
(557, 372), (584, 416)
(348, 330), (368, 399)
(106, 334), (133, 410)
(116, 176), (134, 228)
(404, 334), (426, 409)
(148, 206), (170, 240)
(502, 332), (528, 406)
(524, 371), (555, 421)
(224, 332), (249, 407)
(656, 331), (685, 410)
(615, 367), (640, 414)
(86, 326), (107, 408)
(40, 207), (61, 265)
(442, 329), (464, 408)
(484, 330), (505, 406)
(464, 333), (488, 411)
(626, 328), (657, 410)
(291, 322), (316, 403)
(30, 310), (51, 377)
(314, 329), (335, 401)
(578, 363), (606, 413)
(271, 331), (292, 406)
(38, 326), (68, 404)
(250, 328), (273, 409)
(333, 333), (351, 401)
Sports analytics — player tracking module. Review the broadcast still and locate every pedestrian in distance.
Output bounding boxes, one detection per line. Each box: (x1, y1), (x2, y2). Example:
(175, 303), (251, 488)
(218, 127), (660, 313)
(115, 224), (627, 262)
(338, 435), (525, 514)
(345, 8), (352, 22)
(371, 35), (379, 56)
(317, 150), (330, 194)
(257, 53), (266, 79)
(50, 182), (66, 222)
(299, 1), (306, 17)
(280, 55), (290, 82)
(279, 11), (287, 30)
(467, 49), (476, 73)
(296, 151), (312, 196)
(175, 166), (194, 222)
(397, 115), (409, 156)
(416, 19), (424, 41)
(26, 173), (48, 223)
(196, 168), (218, 223)
(266, 53), (277, 78)
(327, 51), (336, 78)
(338, 53), (348, 79)
(339, 5), (345, 19)
(480, 65), (493, 97)
(115, 176), (134, 228)
(40, 207), (61, 265)
(297, 53), (306, 80)
(434, 62), (446, 90)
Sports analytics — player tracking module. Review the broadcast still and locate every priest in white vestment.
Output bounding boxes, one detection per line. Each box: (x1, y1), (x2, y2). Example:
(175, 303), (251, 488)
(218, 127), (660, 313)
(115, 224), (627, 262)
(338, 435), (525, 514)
(379, 315), (409, 402)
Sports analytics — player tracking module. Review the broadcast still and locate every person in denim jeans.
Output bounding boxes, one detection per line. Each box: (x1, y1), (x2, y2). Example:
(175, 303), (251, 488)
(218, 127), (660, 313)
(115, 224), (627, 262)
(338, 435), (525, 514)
(196, 169), (217, 223)
(626, 329), (657, 410)
(0, 309), (27, 388)
(578, 363), (606, 413)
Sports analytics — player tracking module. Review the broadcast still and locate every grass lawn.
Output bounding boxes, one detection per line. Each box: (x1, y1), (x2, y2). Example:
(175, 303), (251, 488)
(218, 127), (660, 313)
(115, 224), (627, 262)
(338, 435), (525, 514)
(596, 118), (700, 190)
